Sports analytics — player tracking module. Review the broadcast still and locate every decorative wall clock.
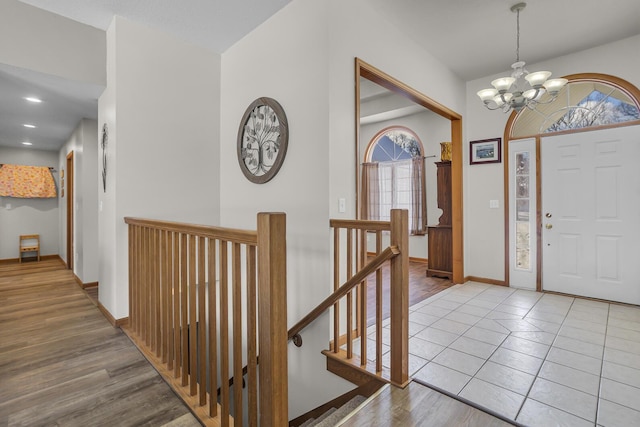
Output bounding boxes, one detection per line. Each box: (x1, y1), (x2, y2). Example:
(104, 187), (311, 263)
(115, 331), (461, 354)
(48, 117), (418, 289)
(237, 97), (288, 184)
(101, 123), (108, 192)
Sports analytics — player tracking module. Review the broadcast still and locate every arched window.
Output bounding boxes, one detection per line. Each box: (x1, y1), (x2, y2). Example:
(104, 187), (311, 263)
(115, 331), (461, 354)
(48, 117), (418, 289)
(511, 74), (640, 138)
(362, 126), (426, 234)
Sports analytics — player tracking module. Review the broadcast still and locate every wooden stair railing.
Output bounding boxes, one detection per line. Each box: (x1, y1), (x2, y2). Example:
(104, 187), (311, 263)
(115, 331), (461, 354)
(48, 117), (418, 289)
(123, 213), (287, 427)
(289, 209), (410, 388)
(287, 246), (399, 342)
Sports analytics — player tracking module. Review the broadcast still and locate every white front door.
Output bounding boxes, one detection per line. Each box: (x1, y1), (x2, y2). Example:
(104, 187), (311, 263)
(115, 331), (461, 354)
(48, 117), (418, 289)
(541, 125), (640, 305)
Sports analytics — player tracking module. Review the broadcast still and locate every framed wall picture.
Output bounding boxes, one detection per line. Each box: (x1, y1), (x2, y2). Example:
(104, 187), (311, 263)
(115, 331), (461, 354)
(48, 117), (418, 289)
(237, 97), (289, 184)
(470, 138), (501, 164)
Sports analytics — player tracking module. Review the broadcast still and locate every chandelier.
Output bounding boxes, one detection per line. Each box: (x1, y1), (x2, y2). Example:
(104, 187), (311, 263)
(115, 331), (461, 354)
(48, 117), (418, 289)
(477, 2), (568, 113)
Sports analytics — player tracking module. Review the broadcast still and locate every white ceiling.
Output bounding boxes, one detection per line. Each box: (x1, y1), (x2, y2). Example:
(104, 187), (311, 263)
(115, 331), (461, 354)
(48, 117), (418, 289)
(3, 0), (640, 152)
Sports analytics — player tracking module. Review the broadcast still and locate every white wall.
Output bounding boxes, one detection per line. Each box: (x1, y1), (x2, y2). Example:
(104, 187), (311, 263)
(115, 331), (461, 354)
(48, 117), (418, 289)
(220, 0), (346, 418)
(464, 34), (640, 283)
(98, 17), (221, 319)
(0, 0), (105, 85)
(58, 118), (99, 283)
(221, 0), (466, 418)
(0, 147), (59, 259)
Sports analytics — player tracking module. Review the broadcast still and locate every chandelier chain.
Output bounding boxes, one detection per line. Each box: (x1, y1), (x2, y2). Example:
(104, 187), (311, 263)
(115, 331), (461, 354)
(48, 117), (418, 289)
(515, 7), (520, 62)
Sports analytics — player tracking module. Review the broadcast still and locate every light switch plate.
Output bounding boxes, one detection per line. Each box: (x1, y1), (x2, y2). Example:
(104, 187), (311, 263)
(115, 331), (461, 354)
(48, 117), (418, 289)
(338, 198), (346, 213)
(489, 199), (499, 209)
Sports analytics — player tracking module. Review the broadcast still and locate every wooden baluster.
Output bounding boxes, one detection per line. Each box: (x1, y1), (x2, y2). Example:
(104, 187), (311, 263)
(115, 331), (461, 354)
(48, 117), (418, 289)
(375, 230), (383, 373)
(232, 242), (243, 425)
(389, 209), (409, 387)
(173, 232), (181, 378)
(180, 233), (189, 387)
(167, 232), (175, 371)
(346, 227), (353, 359)
(359, 229), (367, 366)
(143, 227), (150, 346)
(156, 229), (163, 355)
(149, 228), (157, 351)
(333, 227), (340, 353)
(355, 228), (362, 340)
(219, 240), (230, 426)
(128, 224), (134, 334)
(257, 212), (287, 427)
(246, 244), (258, 426)
(151, 228), (157, 353)
(129, 225), (136, 334)
(162, 230), (169, 363)
(189, 235), (197, 396)
(208, 238), (218, 417)
(198, 236), (207, 406)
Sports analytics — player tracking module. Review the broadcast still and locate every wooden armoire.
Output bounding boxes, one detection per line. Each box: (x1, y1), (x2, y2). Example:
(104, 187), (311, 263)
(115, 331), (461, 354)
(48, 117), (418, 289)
(426, 161), (453, 279)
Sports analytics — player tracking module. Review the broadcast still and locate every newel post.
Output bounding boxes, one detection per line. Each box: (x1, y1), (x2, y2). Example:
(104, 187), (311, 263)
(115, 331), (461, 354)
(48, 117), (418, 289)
(257, 213), (288, 426)
(389, 209), (409, 387)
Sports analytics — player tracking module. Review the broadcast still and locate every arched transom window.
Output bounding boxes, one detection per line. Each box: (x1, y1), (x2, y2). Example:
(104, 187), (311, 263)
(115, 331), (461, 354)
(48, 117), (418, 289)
(511, 75), (640, 138)
(362, 126), (426, 234)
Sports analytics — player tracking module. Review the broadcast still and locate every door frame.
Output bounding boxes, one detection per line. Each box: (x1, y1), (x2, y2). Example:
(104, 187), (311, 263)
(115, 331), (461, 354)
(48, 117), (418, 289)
(505, 126), (640, 291)
(66, 151), (74, 271)
(504, 73), (640, 291)
(355, 58), (464, 283)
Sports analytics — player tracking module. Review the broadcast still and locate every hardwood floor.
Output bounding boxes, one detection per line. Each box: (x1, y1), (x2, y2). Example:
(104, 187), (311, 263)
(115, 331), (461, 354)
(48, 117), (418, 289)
(0, 259), (473, 427)
(0, 259), (200, 427)
(366, 260), (453, 324)
(342, 382), (515, 427)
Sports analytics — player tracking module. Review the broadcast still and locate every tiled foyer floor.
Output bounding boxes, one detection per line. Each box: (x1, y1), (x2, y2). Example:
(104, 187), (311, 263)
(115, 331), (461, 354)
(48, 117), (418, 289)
(362, 282), (640, 426)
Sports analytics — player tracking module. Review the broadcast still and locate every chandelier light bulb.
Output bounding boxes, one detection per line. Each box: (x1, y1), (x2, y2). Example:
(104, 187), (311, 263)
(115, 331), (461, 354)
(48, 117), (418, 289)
(491, 77), (516, 92)
(477, 88), (499, 102)
(523, 89), (541, 100)
(525, 71), (552, 88)
(543, 78), (569, 94)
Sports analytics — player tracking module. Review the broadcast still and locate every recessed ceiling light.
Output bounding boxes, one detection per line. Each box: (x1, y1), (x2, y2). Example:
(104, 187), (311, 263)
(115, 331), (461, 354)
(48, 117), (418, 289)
(25, 97), (42, 103)
(21, 141), (33, 146)
(23, 124), (36, 128)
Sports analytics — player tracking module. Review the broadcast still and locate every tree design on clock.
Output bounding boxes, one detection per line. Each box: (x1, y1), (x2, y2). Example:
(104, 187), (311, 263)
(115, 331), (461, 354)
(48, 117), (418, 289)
(237, 97), (288, 184)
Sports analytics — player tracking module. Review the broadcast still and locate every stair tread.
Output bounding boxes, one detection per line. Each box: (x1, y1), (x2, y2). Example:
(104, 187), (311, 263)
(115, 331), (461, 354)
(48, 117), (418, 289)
(310, 395), (367, 427)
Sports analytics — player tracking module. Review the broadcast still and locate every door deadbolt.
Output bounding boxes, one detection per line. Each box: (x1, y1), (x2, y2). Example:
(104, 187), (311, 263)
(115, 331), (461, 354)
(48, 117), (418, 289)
(545, 212), (552, 218)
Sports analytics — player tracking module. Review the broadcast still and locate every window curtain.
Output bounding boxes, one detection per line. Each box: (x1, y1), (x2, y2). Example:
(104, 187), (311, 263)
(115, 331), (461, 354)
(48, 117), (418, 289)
(411, 157), (427, 235)
(361, 162), (380, 220)
(361, 158), (426, 234)
(0, 164), (57, 198)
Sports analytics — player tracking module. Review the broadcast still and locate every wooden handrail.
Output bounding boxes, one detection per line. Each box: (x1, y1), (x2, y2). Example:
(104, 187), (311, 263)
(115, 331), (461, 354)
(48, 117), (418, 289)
(287, 245), (399, 341)
(124, 217), (258, 245)
(329, 218), (391, 231)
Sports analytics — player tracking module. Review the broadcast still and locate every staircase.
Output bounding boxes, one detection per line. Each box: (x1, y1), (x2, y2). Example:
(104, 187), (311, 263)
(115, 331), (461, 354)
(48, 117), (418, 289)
(298, 394), (367, 427)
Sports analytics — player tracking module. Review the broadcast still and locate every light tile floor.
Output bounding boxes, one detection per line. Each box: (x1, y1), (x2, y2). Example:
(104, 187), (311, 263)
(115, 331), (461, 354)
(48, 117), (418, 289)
(363, 282), (640, 426)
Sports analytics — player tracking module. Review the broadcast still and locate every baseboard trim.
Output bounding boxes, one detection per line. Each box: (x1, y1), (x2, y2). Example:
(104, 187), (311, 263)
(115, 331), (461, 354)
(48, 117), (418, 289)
(0, 254), (64, 264)
(73, 273), (83, 287)
(98, 302), (129, 328)
(82, 281), (98, 289)
(464, 276), (507, 287)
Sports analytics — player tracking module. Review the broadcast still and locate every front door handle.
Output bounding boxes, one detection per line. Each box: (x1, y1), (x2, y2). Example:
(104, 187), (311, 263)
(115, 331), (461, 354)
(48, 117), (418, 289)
(545, 223), (553, 229)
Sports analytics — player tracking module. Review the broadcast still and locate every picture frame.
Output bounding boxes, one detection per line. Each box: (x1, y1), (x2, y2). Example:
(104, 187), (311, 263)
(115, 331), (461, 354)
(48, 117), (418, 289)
(237, 97), (288, 184)
(470, 138), (501, 165)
